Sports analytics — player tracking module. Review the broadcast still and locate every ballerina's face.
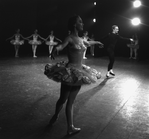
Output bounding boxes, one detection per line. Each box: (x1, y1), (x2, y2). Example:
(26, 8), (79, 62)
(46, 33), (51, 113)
(50, 31), (54, 35)
(75, 17), (84, 31)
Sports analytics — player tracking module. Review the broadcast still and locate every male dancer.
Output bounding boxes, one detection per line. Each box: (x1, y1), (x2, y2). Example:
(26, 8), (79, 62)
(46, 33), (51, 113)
(102, 25), (133, 77)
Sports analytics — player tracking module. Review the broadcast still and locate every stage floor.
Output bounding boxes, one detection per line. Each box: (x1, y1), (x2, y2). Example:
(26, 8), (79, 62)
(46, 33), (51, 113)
(0, 55), (149, 139)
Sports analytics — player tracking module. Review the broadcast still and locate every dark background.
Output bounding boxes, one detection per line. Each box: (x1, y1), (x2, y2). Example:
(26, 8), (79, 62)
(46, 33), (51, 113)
(1, 0), (149, 60)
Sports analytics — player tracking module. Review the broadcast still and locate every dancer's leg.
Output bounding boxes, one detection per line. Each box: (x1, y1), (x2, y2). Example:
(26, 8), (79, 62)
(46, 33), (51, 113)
(32, 45), (37, 57)
(14, 45), (19, 57)
(49, 84), (71, 125)
(129, 48), (133, 59)
(49, 45), (54, 57)
(106, 49), (115, 77)
(90, 45), (94, 56)
(83, 47), (87, 59)
(66, 85), (81, 134)
(134, 49), (137, 59)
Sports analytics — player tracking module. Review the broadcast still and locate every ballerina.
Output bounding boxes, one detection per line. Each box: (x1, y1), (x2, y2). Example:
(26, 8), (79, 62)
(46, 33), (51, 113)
(26, 29), (45, 58)
(127, 34), (139, 59)
(6, 29), (25, 57)
(82, 31), (90, 59)
(45, 30), (62, 57)
(44, 15), (103, 136)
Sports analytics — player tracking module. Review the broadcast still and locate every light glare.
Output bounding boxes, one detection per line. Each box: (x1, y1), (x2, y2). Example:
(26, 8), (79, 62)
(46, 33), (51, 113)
(133, 0), (141, 8)
(131, 18), (141, 26)
(93, 18), (96, 23)
(94, 2), (96, 5)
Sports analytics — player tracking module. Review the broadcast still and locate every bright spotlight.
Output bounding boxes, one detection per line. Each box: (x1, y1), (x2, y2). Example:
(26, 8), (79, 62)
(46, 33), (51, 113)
(94, 2), (96, 5)
(131, 17), (141, 26)
(133, 0), (141, 8)
(93, 18), (96, 23)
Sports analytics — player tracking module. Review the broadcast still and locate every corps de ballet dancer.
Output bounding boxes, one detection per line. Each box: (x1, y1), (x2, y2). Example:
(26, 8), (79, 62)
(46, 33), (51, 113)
(25, 29), (45, 58)
(45, 30), (62, 57)
(6, 29), (25, 57)
(127, 34), (139, 60)
(90, 34), (95, 56)
(82, 31), (90, 59)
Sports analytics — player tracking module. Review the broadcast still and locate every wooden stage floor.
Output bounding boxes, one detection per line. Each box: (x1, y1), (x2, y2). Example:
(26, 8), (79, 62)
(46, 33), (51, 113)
(0, 55), (149, 139)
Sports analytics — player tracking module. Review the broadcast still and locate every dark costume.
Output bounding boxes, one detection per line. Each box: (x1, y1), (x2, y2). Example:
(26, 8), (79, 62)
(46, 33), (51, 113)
(102, 33), (130, 71)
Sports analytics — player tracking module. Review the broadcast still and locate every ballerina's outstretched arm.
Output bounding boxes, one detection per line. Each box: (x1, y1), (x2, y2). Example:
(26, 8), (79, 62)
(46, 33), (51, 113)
(38, 35), (46, 41)
(24, 34), (34, 40)
(83, 39), (104, 48)
(44, 35), (50, 41)
(51, 36), (70, 60)
(6, 34), (15, 41)
(54, 37), (62, 43)
(19, 34), (27, 40)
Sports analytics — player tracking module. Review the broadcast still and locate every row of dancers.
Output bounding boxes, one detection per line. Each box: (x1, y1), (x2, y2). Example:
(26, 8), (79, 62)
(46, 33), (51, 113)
(6, 29), (139, 60)
(6, 29), (62, 58)
(6, 28), (99, 58)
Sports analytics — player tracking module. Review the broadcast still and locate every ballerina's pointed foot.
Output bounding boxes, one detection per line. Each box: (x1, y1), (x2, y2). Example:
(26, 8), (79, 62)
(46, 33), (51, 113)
(48, 115), (58, 126)
(67, 126), (81, 136)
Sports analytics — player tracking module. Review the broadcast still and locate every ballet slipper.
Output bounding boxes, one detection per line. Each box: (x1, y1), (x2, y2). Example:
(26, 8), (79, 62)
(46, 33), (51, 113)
(67, 126), (81, 136)
(109, 71), (115, 76)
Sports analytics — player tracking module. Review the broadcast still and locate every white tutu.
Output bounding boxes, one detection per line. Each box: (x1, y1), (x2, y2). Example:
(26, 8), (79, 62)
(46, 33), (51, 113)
(127, 44), (139, 49)
(46, 41), (58, 46)
(10, 40), (24, 45)
(29, 40), (41, 45)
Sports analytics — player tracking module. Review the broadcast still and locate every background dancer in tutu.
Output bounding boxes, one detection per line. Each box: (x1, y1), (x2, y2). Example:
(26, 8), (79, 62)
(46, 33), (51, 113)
(101, 25), (133, 78)
(6, 29), (25, 57)
(82, 31), (90, 59)
(26, 29), (45, 58)
(44, 15), (103, 135)
(45, 30), (62, 57)
(90, 34), (95, 56)
(127, 34), (139, 59)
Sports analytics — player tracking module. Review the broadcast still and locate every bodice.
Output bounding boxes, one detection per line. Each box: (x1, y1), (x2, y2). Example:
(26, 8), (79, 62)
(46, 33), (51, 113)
(33, 35), (38, 40)
(67, 37), (86, 68)
(50, 35), (54, 42)
(15, 35), (20, 41)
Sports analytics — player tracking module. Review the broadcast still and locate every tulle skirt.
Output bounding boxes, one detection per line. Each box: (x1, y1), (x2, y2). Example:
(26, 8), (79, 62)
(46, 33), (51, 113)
(10, 40), (24, 45)
(127, 44), (139, 49)
(29, 40), (41, 45)
(44, 61), (101, 86)
(46, 41), (58, 46)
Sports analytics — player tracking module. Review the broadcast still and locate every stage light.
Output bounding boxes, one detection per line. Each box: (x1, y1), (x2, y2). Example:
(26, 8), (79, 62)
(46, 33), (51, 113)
(93, 18), (96, 23)
(133, 0), (141, 8)
(94, 2), (96, 6)
(131, 17), (141, 26)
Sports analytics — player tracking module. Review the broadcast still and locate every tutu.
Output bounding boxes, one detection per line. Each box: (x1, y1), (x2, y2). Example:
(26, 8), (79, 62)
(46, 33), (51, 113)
(29, 40), (41, 45)
(46, 41), (58, 46)
(44, 61), (101, 86)
(10, 40), (24, 45)
(127, 44), (139, 49)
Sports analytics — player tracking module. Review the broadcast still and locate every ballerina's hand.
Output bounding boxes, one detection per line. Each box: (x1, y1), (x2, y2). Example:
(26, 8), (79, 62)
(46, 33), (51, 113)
(98, 42), (104, 48)
(41, 40), (45, 43)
